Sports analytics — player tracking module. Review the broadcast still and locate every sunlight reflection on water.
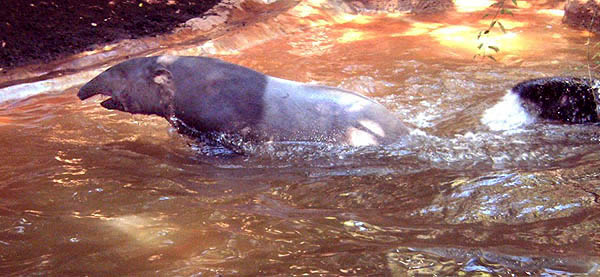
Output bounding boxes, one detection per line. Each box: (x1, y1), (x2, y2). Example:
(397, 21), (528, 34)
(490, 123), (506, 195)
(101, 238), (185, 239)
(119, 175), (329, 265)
(0, 0), (599, 275)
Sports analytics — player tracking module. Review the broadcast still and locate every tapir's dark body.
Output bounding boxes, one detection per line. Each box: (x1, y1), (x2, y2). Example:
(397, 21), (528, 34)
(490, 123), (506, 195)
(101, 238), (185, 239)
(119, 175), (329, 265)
(78, 56), (408, 146)
(511, 77), (599, 123)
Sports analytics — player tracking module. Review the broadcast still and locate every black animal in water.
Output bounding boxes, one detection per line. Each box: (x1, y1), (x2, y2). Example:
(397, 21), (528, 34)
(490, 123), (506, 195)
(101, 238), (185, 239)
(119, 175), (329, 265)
(511, 77), (600, 124)
(78, 55), (409, 148)
(483, 77), (600, 131)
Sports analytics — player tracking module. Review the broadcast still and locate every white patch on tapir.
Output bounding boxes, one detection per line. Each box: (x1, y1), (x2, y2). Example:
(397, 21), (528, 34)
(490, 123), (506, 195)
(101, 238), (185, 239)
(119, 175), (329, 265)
(346, 127), (378, 146)
(358, 120), (385, 137)
(264, 76), (371, 109)
(481, 90), (536, 131)
(262, 76), (388, 144)
(266, 76), (305, 92)
(313, 87), (369, 112)
(344, 99), (368, 112)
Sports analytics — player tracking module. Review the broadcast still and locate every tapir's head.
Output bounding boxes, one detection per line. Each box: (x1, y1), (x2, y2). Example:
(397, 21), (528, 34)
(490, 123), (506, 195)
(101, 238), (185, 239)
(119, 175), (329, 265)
(78, 57), (175, 117)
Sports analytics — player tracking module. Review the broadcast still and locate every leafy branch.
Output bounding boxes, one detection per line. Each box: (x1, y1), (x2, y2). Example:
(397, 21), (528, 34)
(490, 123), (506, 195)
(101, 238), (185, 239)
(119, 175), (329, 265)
(584, 7), (600, 112)
(586, 7), (600, 78)
(474, 0), (517, 61)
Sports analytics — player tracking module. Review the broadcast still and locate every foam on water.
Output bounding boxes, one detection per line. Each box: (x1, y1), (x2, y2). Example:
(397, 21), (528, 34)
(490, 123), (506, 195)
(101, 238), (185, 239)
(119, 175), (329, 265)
(481, 90), (535, 131)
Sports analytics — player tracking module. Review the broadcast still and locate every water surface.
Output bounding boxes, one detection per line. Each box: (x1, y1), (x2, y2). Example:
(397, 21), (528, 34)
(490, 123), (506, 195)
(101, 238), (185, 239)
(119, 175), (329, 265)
(1, 2), (599, 275)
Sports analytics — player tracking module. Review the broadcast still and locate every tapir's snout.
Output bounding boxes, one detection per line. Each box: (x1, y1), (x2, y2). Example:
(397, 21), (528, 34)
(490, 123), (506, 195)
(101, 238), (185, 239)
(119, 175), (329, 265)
(78, 71), (127, 111)
(78, 72), (114, 100)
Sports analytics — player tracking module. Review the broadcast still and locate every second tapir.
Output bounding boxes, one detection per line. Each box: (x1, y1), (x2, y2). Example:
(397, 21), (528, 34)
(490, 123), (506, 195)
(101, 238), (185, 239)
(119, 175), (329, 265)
(78, 55), (409, 147)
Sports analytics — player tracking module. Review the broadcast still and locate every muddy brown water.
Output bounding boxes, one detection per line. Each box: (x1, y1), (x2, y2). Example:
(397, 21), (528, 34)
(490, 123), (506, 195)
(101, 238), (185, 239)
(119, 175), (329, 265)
(1, 2), (600, 275)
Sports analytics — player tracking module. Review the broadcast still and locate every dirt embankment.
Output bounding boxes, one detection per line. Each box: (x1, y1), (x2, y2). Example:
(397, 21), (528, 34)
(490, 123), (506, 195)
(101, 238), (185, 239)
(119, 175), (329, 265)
(0, 0), (221, 70)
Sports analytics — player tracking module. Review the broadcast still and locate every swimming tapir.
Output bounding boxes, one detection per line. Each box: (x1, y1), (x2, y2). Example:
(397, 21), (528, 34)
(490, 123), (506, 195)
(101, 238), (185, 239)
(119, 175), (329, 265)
(78, 55), (409, 147)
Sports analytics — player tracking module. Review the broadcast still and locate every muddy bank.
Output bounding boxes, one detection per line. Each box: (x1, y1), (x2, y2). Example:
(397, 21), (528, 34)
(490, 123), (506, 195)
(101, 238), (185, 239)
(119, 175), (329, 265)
(0, 0), (220, 70)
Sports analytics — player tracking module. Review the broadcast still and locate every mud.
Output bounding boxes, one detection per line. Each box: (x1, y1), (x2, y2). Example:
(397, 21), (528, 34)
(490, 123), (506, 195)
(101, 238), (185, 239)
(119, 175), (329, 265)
(0, 0), (220, 70)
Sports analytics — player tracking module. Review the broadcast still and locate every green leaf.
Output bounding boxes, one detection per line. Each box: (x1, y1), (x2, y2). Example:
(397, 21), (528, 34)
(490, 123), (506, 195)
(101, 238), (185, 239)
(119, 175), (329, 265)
(504, 9), (514, 16)
(483, 13), (490, 19)
(487, 55), (498, 62)
(484, 30), (490, 35)
(488, 45), (500, 52)
(477, 31), (483, 39)
(478, 43), (484, 49)
(490, 20), (496, 28)
(512, 0), (517, 6)
(498, 21), (506, 33)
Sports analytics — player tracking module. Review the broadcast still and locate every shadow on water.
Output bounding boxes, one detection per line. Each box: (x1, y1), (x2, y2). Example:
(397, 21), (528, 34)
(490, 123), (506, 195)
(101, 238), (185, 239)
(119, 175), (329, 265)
(1, 0), (600, 275)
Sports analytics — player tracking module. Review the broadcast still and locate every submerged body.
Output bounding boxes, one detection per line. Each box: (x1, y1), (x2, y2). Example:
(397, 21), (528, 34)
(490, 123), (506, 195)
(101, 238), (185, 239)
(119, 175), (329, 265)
(512, 77), (599, 123)
(482, 77), (600, 131)
(78, 55), (409, 147)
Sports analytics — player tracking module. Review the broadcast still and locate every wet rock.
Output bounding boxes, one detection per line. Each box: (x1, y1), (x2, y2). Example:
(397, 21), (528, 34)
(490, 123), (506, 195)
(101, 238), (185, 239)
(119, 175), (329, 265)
(564, 0), (600, 33)
(345, 0), (453, 13)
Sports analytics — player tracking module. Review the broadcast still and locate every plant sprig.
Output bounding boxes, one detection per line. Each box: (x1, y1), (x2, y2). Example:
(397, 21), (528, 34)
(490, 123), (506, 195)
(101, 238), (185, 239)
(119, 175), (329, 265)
(474, 0), (517, 61)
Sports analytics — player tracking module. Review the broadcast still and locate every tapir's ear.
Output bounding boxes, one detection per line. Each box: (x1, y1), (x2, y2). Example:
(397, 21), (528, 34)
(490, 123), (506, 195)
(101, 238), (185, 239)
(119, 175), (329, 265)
(152, 67), (173, 86)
